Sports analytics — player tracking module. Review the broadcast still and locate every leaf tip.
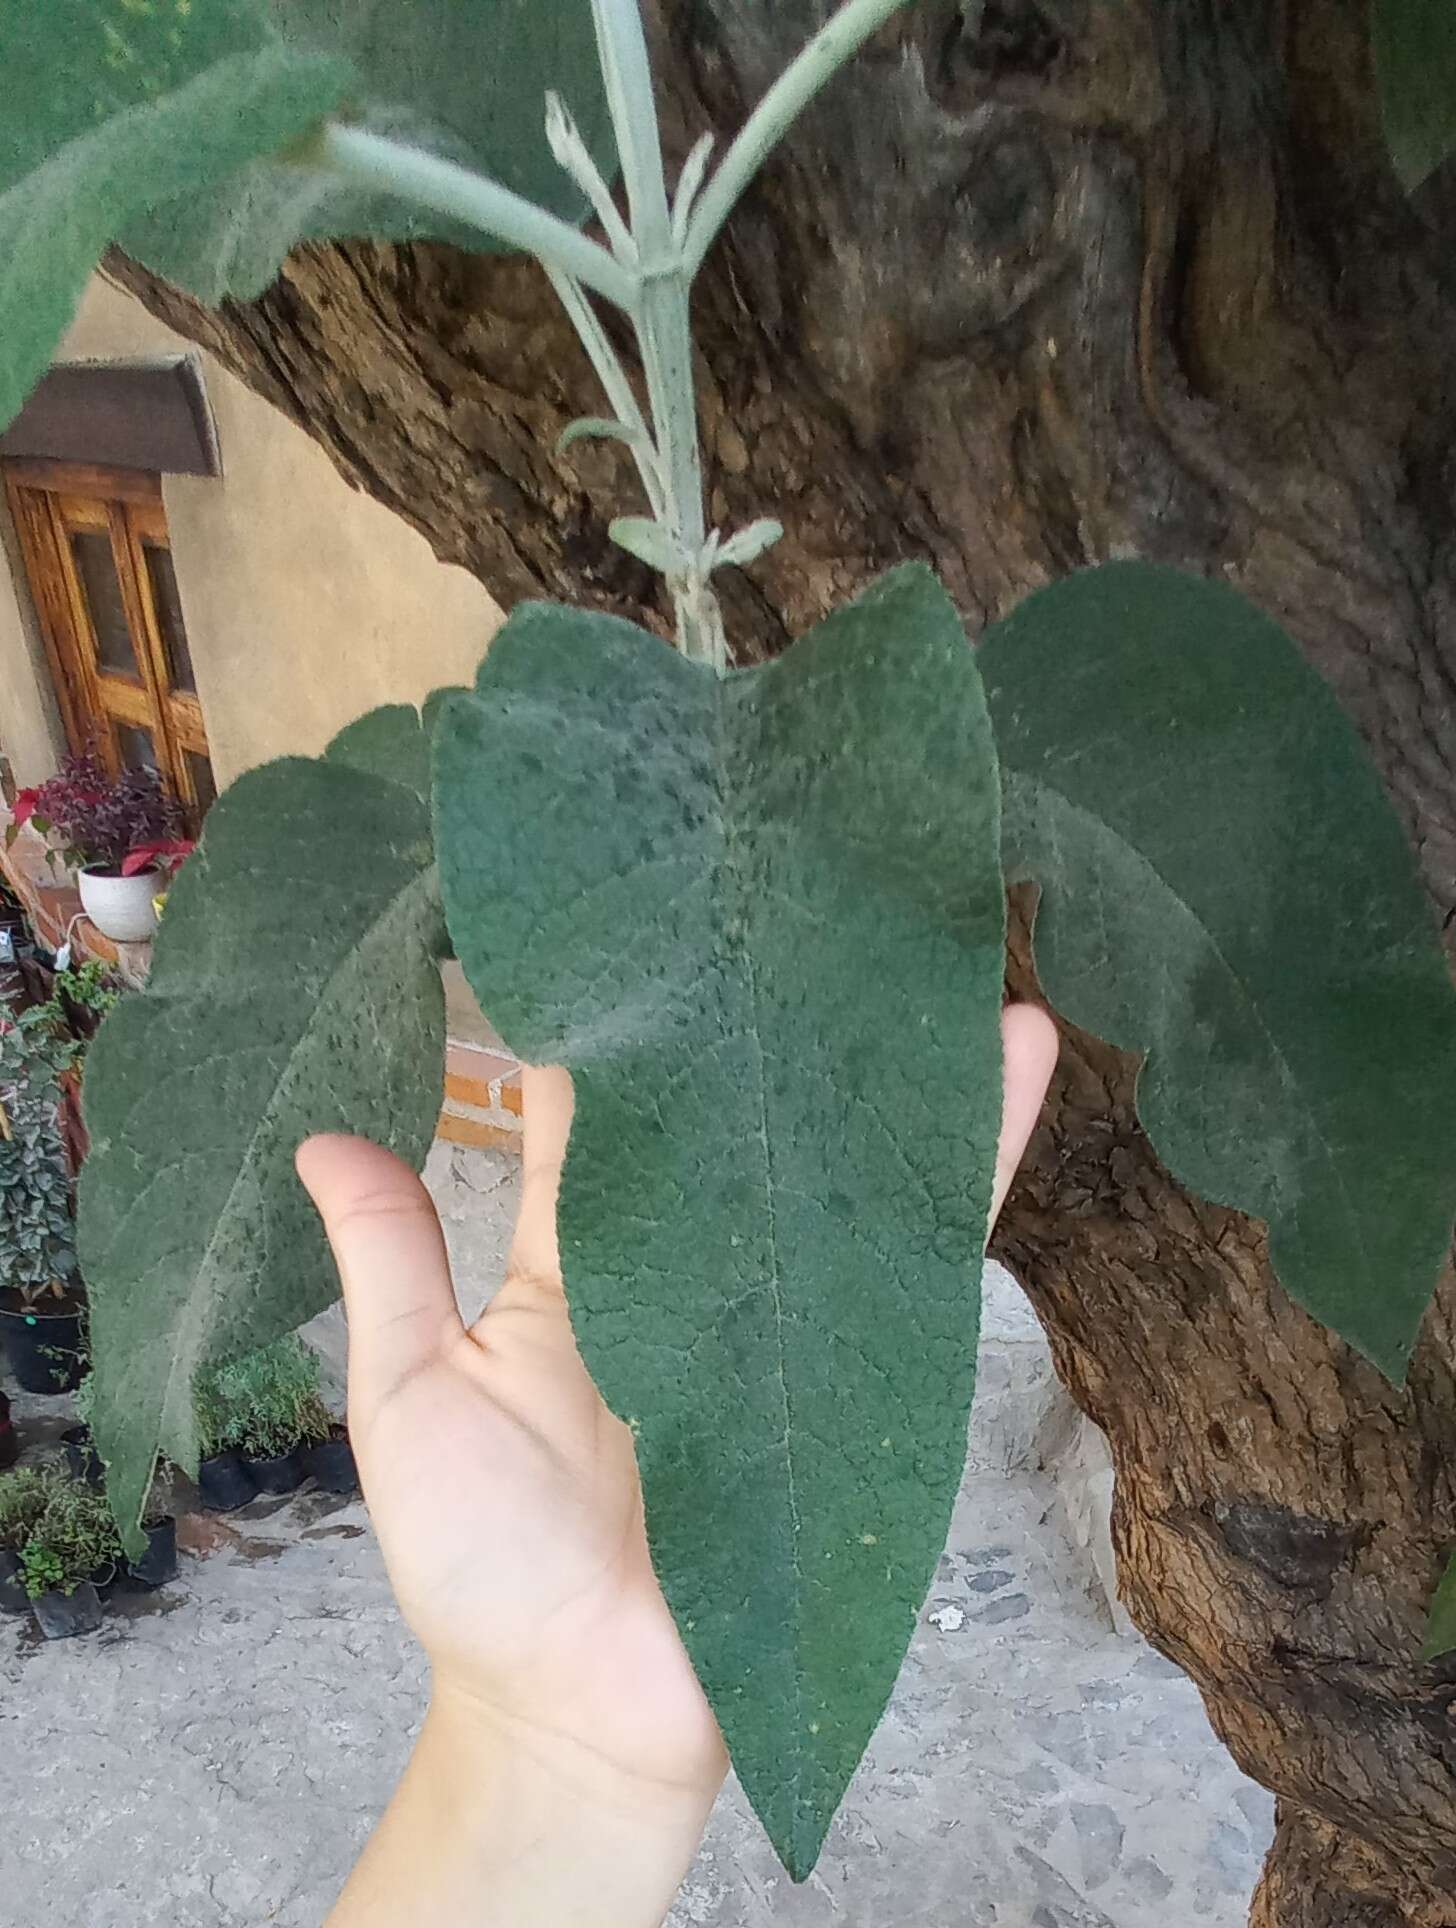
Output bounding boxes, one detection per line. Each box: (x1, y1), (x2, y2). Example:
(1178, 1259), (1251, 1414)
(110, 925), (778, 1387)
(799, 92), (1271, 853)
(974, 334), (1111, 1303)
(1352, 1322), (1418, 1390)
(776, 1812), (834, 1886)
(1390, 135), (1439, 194)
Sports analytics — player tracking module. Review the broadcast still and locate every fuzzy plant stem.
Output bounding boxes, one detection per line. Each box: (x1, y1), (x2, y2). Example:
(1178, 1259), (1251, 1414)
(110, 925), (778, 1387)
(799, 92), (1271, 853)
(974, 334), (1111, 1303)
(587, 0), (725, 669)
(683, 0), (912, 275)
(312, 124), (634, 309)
(314, 0), (911, 673)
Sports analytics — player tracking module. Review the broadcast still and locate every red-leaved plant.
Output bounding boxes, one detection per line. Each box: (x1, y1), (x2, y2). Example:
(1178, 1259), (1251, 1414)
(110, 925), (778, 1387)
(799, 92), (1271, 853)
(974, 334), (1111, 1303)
(121, 840), (195, 879)
(9, 753), (181, 875)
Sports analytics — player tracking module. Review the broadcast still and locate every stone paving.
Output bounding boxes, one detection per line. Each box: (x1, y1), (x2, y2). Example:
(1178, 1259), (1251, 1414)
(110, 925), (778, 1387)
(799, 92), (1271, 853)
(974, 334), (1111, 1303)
(0, 1144), (1272, 1926)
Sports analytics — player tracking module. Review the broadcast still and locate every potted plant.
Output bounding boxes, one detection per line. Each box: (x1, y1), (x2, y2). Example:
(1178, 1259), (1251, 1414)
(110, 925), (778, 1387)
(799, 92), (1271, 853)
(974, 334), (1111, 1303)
(219, 1337), (334, 1496)
(0, 1464), (54, 1612)
(67, 1371), (174, 1571)
(194, 1337), (336, 1502)
(121, 1487), (178, 1592)
(0, 1010), (86, 1391)
(191, 1356), (257, 1511)
(66, 1372), (178, 1587)
(50, 958), (123, 1046)
(25, 960), (127, 1173)
(304, 1419), (359, 1497)
(9, 752), (184, 942)
(16, 1471), (122, 1639)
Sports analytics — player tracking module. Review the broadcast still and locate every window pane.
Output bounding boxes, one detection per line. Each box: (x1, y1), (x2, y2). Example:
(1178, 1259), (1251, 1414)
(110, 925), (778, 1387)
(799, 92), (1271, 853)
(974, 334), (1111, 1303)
(143, 541), (196, 694)
(71, 531), (138, 678)
(185, 749), (217, 819)
(114, 723), (158, 775)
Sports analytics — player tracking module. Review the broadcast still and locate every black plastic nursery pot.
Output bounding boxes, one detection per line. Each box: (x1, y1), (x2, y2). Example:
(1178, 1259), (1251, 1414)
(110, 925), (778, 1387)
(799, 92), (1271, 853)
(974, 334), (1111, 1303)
(62, 1425), (105, 1489)
(121, 1517), (177, 1591)
(0, 1392), (17, 1469)
(32, 1580), (103, 1640)
(304, 1430), (359, 1496)
(0, 1550), (29, 1614)
(246, 1448), (305, 1497)
(196, 1451), (256, 1512)
(0, 1301), (87, 1394)
(89, 1560), (121, 1602)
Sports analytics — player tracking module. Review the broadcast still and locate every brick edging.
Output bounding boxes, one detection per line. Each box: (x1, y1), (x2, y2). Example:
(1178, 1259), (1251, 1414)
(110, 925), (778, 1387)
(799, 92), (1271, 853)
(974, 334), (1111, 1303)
(440, 1041), (524, 1152)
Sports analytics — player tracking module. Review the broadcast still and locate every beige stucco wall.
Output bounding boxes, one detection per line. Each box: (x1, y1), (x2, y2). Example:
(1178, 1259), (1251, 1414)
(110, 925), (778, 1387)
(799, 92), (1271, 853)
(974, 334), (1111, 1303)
(0, 274), (501, 790)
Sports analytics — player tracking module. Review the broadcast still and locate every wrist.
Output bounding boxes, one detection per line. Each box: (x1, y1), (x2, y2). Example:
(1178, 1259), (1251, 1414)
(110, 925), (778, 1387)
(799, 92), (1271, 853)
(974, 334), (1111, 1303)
(327, 1682), (721, 1926)
(426, 1676), (723, 1846)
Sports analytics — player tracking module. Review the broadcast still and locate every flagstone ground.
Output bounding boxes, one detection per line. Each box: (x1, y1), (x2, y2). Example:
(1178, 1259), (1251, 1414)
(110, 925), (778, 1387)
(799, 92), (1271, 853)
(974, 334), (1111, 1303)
(1, 1143), (1271, 1927)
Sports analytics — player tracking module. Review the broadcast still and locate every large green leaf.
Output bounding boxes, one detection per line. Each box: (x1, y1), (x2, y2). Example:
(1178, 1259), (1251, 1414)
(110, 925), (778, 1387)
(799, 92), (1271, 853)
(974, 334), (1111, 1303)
(1374, 0), (1456, 190)
(118, 0), (613, 301)
(1424, 1553), (1456, 1661)
(435, 566), (1007, 1877)
(2, 0), (278, 178)
(80, 707), (448, 1555)
(0, 0), (609, 429)
(981, 561), (1456, 1381)
(0, 15), (350, 430)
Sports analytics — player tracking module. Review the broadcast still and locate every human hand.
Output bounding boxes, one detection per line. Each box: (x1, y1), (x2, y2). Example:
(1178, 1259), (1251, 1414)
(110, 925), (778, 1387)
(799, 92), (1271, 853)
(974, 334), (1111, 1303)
(299, 1003), (1057, 1925)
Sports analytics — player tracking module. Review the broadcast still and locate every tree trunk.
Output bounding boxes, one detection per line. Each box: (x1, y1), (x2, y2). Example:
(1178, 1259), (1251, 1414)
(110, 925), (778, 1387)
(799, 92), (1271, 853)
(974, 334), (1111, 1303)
(113, 1), (1456, 1918)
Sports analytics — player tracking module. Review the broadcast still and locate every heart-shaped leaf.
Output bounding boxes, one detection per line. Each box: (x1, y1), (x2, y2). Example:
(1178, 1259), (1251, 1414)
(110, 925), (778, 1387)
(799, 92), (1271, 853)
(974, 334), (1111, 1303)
(325, 701), (434, 802)
(1374, 0), (1456, 189)
(0, 8), (351, 430)
(435, 565), (1007, 1876)
(981, 561), (1456, 1381)
(119, 0), (615, 301)
(80, 707), (448, 1555)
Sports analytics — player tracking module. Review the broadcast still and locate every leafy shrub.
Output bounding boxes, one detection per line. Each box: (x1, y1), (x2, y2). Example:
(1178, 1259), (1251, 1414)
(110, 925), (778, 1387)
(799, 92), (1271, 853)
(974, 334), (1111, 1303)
(17, 1474), (120, 1598)
(11, 752), (181, 873)
(0, 1011), (79, 1306)
(20, 959), (125, 1067)
(53, 960), (124, 1040)
(0, 1465), (60, 1550)
(57, 959), (122, 1014)
(19, 1546), (64, 1597)
(195, 1336), (334, 1460)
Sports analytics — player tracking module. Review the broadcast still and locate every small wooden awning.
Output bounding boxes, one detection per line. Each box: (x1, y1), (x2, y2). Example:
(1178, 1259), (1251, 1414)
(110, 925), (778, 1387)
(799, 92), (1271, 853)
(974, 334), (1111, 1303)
(0, 358), (220, 477)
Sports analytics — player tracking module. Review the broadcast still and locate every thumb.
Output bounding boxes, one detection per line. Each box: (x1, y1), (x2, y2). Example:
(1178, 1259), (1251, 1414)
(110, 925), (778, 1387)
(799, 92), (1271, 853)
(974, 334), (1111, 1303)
(296, 1134), (464, 1405)
(990, 1003), (1059, 1229)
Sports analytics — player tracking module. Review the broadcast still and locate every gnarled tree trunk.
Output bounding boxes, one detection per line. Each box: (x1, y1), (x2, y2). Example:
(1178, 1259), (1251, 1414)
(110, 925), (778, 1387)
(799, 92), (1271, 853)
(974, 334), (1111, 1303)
(114, 1), (1456, 1918)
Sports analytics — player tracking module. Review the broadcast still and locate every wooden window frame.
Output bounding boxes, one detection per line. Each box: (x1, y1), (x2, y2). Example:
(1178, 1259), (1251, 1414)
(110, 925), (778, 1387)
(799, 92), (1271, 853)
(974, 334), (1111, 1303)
(4, 458), (212, 826)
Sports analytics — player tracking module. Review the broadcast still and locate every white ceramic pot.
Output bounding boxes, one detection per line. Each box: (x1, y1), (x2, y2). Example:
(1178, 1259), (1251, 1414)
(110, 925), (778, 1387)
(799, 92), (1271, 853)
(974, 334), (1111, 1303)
(77, 866), (160, 943)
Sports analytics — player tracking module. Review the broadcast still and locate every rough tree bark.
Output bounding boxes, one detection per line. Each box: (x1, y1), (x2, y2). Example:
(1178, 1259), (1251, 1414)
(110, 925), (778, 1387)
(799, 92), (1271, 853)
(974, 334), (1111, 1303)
(113, 1), (1456, 1919)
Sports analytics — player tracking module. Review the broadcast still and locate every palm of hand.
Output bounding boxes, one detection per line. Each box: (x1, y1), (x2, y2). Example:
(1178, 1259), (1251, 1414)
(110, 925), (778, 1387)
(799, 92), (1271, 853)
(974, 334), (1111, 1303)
(299, 1011), (1056, 1823)
(361, 1282), (724, 1797)
(299, 1068), (726, 1806)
